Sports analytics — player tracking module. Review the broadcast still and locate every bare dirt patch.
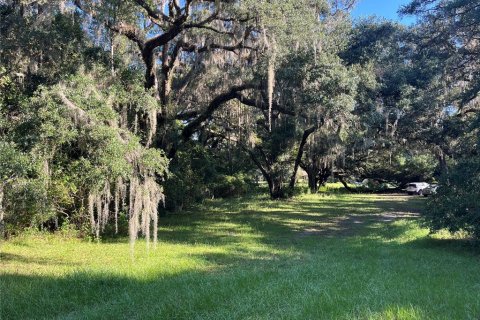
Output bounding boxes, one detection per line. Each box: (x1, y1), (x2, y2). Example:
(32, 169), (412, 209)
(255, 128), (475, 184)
(298, 195), (421, 238)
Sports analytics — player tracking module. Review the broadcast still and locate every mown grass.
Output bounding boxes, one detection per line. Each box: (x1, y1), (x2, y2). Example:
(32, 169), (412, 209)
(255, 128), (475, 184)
(1, 193), (479, 320)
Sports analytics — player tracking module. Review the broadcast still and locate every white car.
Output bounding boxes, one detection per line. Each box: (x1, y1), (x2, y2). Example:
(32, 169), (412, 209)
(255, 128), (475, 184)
(406, 182), (430, 195)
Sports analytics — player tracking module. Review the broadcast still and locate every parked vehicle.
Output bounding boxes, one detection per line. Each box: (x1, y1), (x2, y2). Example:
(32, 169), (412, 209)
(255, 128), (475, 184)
(422, 184), (438, 197)
(406, 182), (430, 195)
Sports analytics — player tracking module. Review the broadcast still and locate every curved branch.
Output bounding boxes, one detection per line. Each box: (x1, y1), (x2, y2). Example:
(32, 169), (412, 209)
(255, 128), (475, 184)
(233, 93), (296, 116)
(184, 0), (221, 28)
(289, 126), (318, 189)
(134, 0), (172, 26)
(181, 83), (257, 141)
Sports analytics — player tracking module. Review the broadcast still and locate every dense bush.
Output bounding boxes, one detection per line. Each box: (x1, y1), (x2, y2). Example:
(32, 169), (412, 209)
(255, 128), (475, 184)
(424, 158), (480, 239)
(163, 146), (216, 211)
(360, 152), (437, 186)
(164, 146), (255, 211)
(0, 68), (168, 238)
(212, 174), (251, 198)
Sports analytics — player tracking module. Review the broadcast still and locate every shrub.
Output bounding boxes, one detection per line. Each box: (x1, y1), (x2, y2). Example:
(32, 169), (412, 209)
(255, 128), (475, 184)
(163, 147), (216, 211)
(164, 146), (256, 210)
(424, 158), (480, 239)
(212, 174), (251, 198)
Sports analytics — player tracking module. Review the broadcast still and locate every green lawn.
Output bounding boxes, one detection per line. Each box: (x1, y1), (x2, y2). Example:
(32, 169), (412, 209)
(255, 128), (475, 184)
(1, 193), (479, 319)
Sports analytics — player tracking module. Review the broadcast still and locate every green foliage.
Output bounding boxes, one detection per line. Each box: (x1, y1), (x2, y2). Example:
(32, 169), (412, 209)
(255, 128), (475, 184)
(0, 141), (31, 180)
(242, 0), (329, 50)
(425, 158), (480, 239)
(0, 4), (87, 92)
(211, 173), (251, 198)
(164, 146), (217, 210)
(0, 65), (168, 236)
(3, 177), (51, 231)
(1, 0), (475, 240)
(341, 20), (403, 65)
(359, 151), (438, 185)
(164, 144), (256, 210)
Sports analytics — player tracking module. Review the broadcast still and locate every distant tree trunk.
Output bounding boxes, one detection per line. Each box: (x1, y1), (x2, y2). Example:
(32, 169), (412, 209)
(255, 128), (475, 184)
(268, 176), (285, 199)
(318, 167), (331, 187)
(307, 170), (319, 193)
(289, 126), (316, 190)
(0, 184), (4, 238)
(437, 153), (449, 174)
(303, 165), (331, 194)
(110, 32), (115, 76)
(246, 148), (286, 199)
(338, 175), (357, 193)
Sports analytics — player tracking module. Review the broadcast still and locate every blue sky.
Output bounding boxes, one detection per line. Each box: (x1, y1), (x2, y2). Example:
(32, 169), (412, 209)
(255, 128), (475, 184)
(351, 0), (416, 24)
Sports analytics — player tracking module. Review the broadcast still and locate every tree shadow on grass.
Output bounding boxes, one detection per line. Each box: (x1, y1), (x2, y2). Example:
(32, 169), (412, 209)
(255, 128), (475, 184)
(3, 193), (479, 319)
(3, 235), (479, 319)
(156, 194), (424, 248)
(0, 252), (74, 267)
(156, 193), (480, 262)
(406, 236), (480, 256)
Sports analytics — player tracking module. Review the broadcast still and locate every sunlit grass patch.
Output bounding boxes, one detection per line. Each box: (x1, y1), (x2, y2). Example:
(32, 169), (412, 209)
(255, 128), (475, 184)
(1, 193), (479, 319)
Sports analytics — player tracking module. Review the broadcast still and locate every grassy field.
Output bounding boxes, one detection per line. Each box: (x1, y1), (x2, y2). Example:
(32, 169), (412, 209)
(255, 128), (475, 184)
(1, 193), (479, 319)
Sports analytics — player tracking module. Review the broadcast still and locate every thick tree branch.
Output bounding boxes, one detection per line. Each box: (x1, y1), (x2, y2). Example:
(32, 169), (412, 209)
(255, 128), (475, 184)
(181, 83), (257, 141)
(239, 145), (272, 188)
(184, 0), (221, 28)
(233, 93), (296, 116)
(134, 0), (172, 26)
(108, 22), (145, 48)
(338, 175), (357, 193)
(289, 126), (318, 189)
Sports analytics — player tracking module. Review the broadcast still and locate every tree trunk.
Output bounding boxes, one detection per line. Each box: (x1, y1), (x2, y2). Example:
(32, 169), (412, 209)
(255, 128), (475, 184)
(269, 177), (285, 199)
(338, 176), (357, 193)
(307, 170), (318, 193)
(302, 164), (331, 194)
(245, 148), (285, 199)
(0, 184), (4, 238)
(437, 153), (449, 174)
(289, 126), (316, 190)
(318, 167), (331, 187)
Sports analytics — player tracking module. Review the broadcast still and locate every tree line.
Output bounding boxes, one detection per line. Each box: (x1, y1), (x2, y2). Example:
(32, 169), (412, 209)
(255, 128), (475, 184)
(0, 0), (479, 241)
